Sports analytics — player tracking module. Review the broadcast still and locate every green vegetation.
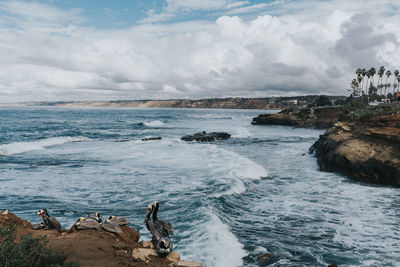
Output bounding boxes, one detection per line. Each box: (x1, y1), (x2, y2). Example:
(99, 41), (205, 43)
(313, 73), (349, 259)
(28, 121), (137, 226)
(0, 225), (79, 267)
(344, 101), (400, 120)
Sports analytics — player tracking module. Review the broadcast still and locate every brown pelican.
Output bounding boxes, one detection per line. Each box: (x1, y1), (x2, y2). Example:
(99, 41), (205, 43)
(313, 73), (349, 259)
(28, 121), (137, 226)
(105, 215), (130, 226)
(145, 202), (174, 255)
(152, 201), (175, 237)
(37, 209), (62, 232)
(100, 220), (122, 234)
(88, 212), (102, 223)
(74, 217), (101, 230)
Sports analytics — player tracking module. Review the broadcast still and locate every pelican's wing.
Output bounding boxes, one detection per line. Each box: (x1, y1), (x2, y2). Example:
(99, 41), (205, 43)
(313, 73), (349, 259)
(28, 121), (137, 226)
(146, 219), (161, 240)
(159, 220), (175, 235)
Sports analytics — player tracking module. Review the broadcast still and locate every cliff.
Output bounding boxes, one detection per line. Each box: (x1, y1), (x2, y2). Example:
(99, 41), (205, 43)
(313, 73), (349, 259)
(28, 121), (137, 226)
(20, 96), (346, 110)
(251, 106), (344, 129)
(0, 211), (205, 267)
(309, 113), (400, 185)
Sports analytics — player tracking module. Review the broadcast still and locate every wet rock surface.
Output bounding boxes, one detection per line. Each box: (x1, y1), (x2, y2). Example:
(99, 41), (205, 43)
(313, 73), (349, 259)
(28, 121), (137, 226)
(181, 131), (231, 142)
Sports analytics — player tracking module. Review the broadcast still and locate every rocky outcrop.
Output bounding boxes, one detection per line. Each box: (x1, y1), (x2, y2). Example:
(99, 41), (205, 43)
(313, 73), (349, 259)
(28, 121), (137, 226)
(310, 115), (400, 185)
(0, 211), (205, 267)
(181, 131), (231, 142)
(252, 107), (344, 129)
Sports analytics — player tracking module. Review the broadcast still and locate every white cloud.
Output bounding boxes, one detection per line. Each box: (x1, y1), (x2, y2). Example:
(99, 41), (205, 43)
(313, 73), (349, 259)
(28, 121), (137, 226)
(0, 0), (400, 103)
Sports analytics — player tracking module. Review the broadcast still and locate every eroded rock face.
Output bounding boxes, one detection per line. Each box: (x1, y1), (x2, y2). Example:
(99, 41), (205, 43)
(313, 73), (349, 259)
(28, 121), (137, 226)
(310, 116), (400, 185)
(181, 131), (231, 142)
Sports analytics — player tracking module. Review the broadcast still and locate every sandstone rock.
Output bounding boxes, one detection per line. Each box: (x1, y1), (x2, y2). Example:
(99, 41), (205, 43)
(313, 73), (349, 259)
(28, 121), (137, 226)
(174, 260), (203, 267)
(140, 240), (155, 249)
(310, 116), (400, 185)
(132, 248), (158, 263)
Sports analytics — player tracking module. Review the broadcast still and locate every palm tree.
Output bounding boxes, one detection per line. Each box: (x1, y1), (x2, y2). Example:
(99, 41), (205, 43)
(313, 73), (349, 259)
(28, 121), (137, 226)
(393, 70), (399, 95)
(369, 67), (376, 86)
(378, 66), (385, 95)
(385, 70), (392, 97)
(361, 68), (367, 94)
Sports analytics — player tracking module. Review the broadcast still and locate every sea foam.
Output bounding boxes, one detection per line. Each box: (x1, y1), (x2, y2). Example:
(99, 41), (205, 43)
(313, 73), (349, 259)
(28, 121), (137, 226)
(0, 136), (89, 156)
(180, 210), (247, 267)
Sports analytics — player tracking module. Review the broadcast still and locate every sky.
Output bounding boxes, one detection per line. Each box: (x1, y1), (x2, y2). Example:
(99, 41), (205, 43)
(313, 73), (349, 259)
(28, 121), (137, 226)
(0, 0), (399, 103)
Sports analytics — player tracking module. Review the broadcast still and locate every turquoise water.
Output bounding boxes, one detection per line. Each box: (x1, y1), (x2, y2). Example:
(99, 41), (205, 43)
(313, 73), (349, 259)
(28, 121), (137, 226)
(0, 107), (399, 266)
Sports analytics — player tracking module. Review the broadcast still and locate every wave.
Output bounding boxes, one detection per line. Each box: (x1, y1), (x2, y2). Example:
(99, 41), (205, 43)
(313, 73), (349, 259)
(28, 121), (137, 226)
(0, 136), (89, 156)
(179, 210), (246, 267)
(144, 120), (164, 127)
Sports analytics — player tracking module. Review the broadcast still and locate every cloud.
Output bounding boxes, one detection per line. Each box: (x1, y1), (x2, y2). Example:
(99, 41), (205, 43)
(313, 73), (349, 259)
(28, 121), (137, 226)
(140, 0), (257, 23)
(0, 0), (400, 103)
(0, 1), (82, 24)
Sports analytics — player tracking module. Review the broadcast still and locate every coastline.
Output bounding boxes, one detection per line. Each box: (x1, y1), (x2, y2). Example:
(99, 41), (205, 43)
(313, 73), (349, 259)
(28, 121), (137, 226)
(252, 105), (400, 185)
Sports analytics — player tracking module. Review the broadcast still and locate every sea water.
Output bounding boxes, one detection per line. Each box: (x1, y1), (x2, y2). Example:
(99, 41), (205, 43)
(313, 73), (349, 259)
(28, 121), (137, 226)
(0, 106), (399, 266)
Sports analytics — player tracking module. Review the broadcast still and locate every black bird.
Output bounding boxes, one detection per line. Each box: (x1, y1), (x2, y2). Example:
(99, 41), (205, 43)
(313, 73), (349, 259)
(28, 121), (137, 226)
(37, 209), (62, 232)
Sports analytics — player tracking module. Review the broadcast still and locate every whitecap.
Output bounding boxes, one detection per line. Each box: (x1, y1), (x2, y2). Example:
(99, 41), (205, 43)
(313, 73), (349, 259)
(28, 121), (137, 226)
(144, 120), (164, 127)
(179, 210), (247, 267)
(0, 136), (89, 156)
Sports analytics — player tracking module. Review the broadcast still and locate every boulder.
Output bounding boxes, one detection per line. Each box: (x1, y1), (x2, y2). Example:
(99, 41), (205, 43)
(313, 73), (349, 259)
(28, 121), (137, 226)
(181, 131), (231, 142)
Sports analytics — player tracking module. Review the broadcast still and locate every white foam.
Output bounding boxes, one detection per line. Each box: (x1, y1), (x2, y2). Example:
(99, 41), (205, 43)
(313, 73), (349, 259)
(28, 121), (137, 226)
(144, 120), (164, 127)
(0, 136), (89, 156)
(181, 210), (247, 267)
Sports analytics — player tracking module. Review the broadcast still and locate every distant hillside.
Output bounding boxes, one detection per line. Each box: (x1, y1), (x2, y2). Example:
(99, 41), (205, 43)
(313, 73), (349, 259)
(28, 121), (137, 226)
(23, 96), (346, 110)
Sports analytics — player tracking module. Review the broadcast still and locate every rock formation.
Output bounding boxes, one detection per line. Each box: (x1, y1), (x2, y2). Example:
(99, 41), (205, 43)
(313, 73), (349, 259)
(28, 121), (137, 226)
(252, 107), (344, 129)
(310, 115), (400, 185)
(181, 131), (231, 142)
(0, 211), (205, 267)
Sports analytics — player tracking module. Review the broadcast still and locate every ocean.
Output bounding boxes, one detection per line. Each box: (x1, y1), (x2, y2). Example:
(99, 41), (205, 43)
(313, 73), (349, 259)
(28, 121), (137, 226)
(0, 106), (399, 266)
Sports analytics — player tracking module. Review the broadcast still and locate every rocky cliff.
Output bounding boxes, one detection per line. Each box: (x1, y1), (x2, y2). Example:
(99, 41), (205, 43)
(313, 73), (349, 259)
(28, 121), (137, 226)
(252, 107), (344, 129)
(309, 114), (400, 185)
(0, 211), (205, 267)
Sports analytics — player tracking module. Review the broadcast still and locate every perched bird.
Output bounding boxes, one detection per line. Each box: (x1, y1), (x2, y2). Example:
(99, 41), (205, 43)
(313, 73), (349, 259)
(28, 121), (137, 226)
(88, 212), (102, 223)
(145, 202), (174, 255)
(37, 209), (62, 232)
(100, 220), (122, 234)
(105, 215), (130, 226)
(145, 204), (161, 242)
(152, 201), (175, 237)
(74, 217), (101, 230)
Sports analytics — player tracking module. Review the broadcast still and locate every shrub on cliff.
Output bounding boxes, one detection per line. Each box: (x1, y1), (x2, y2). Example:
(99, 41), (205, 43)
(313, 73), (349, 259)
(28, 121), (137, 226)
(0, 225), (79, 267)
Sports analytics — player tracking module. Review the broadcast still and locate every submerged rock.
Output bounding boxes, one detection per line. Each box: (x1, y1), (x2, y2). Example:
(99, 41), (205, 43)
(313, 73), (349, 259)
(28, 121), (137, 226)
(257, 253), (277, 266)
(181, 131), (231, 142)
(142, 137), (162, 141)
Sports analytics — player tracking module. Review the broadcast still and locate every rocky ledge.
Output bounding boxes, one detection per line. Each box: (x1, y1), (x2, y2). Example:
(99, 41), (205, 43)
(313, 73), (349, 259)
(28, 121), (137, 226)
(309, 114), (400, 185)
(0, 210), (205, 267)
(252, 107), (344, 129)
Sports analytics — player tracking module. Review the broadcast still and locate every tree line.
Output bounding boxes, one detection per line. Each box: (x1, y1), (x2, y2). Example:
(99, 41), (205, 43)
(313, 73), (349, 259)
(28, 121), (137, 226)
(349, 66), (400, 100)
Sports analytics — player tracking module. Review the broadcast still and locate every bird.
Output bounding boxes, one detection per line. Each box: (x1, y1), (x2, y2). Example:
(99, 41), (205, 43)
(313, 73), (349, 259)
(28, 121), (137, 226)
(87, 212), (102, 223)
(145, 202), (174, 255)
(100, 220), (122, 234)
(74, 217), (101, 230)
(152, 201), (175, 237)
(145, 204), (161, 243)
(105, 215), (130, 226)
(37, 209), (62, 232)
